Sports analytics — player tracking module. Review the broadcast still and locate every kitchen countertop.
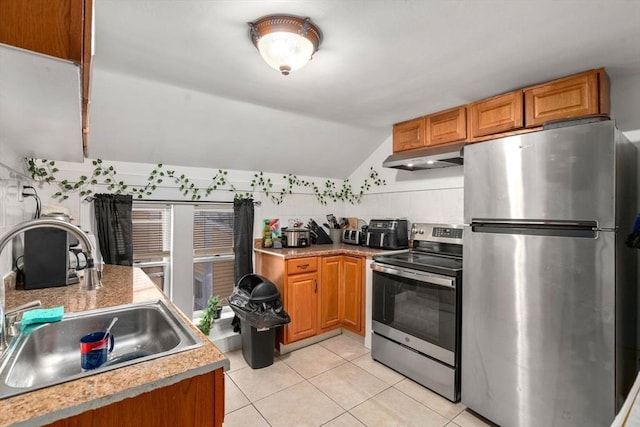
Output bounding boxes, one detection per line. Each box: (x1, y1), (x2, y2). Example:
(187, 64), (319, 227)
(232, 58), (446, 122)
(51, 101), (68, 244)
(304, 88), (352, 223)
(1, 265), (229, 427)
(254, 242), (408, 259)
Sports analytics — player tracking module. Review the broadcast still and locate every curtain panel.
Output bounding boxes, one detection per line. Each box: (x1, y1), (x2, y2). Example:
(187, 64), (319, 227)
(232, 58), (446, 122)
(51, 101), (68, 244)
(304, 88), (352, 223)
(233, 198), (254, 283)
(93, 194), (133, 266)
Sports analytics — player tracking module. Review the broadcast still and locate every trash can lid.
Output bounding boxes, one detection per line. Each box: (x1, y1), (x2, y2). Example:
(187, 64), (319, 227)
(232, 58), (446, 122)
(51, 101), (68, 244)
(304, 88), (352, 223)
(235, 274), (281, 303)
(249, 281), (280, 303)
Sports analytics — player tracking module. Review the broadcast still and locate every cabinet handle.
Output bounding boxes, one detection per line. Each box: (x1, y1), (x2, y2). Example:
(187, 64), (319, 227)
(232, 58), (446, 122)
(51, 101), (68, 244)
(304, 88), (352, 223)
(314, 279), (318, 293)
(298, 263), (309, 269)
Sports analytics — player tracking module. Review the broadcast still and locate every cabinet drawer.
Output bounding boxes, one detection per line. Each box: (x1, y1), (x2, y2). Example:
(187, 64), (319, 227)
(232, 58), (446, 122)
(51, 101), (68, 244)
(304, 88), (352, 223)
(287, 257), (318, 274)
(469, 90), (523, 137)
(524, 69), (608, 127)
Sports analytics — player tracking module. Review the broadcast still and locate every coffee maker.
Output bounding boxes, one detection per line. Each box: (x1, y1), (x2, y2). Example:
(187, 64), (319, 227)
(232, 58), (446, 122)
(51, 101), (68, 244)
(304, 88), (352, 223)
(20, 214), (82, 289)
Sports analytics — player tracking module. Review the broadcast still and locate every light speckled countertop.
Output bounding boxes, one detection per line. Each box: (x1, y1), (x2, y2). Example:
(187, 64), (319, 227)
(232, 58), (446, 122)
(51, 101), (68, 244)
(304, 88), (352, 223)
(1, 265), (229, 427)
(254, 242), (408, 259)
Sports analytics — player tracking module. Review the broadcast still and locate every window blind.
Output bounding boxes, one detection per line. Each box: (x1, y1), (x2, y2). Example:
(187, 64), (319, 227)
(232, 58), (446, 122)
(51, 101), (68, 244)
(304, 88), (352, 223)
(131, 204), (172, 261)
(193, 204), (234, 257)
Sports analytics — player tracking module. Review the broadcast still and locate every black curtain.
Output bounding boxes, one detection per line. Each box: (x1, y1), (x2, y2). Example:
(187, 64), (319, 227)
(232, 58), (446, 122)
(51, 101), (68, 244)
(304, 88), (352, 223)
(93, 194), (133, 266)
(233, 198), (254, 283)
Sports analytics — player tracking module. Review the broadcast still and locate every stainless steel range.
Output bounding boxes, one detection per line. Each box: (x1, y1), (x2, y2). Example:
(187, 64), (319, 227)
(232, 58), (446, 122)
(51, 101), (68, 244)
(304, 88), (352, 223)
(371, 223), (462, 402)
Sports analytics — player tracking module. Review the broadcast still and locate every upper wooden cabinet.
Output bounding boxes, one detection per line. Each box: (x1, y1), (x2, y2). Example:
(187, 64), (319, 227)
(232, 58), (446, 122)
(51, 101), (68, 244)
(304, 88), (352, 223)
(524, 68), (610, 127)
(392, 107), (466, 153)
(393, 117), (426, 152)
(0, 0), (93, 155)
(0, 0), (86, 62)
(392, 68), (610, 152)
(469, 91), (523, 138)
(426, 106), (467, 146)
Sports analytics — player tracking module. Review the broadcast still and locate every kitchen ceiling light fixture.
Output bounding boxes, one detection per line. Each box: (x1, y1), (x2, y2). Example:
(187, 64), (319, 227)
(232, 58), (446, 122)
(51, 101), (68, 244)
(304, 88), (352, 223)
(249, 14), (322, 76)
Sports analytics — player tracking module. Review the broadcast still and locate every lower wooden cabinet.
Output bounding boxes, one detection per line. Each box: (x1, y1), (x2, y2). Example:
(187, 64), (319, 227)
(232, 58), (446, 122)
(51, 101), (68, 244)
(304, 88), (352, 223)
(256, 252), (365, 345)
(287, 271), (319, 342)
(319, 256), (341, 330)
(45, 369), (225, 427)
(320, 255), (364, 335)
(340, 256), (363, 333)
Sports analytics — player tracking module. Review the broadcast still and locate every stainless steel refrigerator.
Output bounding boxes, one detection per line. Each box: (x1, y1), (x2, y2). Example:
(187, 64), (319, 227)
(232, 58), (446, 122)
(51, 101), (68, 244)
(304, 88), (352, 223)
(462, 120), (638, 427)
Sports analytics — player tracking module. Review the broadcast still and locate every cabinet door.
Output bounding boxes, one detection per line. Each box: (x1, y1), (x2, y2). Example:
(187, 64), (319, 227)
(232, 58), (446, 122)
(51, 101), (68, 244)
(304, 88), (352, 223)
(340, 256), (363, 335)
(524, 69), (607, 127)
(426, 106), (467, 146)
(0, 0), (87, 62)
(46, 370), (222, 427)
(320, 256), (341, 331)
(393, 117), (426, 152)
(469, 91), (523, 138)
(286, 272), (318, 343)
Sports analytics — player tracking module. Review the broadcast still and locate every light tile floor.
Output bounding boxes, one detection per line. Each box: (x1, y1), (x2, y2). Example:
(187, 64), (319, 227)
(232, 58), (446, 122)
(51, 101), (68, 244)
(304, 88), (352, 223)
(223, 334), (494, 427)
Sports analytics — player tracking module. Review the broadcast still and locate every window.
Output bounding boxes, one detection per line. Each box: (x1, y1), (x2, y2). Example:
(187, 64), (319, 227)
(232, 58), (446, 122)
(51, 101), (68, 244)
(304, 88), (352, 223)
(193, 206), (235, 309)
(131, 202), (235, 318)
(131, 204), (171, 291)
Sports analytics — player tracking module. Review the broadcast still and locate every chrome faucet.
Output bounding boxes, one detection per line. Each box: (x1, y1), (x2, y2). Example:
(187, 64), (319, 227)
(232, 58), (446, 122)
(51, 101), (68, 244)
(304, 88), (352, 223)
(0, 218), (102, 353)
(2, 300), (42, 350)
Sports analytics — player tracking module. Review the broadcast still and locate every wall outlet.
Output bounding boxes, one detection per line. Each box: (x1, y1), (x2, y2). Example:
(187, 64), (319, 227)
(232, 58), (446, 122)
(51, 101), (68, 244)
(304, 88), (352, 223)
(3, 181), (22, 202)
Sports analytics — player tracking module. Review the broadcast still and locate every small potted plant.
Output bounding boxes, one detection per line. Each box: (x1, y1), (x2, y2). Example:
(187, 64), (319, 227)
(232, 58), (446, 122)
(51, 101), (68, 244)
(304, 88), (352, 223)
(198, 295), (221, 336)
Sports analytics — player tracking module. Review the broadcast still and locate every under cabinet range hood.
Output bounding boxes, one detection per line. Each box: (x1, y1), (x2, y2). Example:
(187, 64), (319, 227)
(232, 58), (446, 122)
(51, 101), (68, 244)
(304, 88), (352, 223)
(382, 142), (465, 171)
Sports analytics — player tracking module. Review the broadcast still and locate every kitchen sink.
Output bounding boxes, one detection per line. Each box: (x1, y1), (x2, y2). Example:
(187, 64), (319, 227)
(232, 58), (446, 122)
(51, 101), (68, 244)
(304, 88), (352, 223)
(0, 300), (202, 399)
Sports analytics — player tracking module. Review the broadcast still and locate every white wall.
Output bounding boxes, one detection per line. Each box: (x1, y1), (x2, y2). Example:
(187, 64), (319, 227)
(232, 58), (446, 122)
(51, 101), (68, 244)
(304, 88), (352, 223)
(27, 159), (349, 242)
(346, 136), (464, 226)
(0, 162), (31, 276)
(611, 72), (640, 143)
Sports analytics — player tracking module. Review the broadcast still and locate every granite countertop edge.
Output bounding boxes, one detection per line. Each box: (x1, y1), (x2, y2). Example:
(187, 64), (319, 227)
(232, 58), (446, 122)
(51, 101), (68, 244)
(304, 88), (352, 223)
(15, 362), (226, 427)
(254, 243), (408, 259)
(1, 265), (228, 427)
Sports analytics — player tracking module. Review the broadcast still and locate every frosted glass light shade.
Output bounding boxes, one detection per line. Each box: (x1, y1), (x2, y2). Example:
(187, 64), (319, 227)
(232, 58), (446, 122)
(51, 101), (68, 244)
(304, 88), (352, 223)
(249, 15), (322, 76)
(257, 32), (314, 75)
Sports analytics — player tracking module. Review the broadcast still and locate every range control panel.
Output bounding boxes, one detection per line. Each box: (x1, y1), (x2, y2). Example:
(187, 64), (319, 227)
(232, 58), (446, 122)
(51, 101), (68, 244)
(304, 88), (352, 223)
(433, 227), (463, 239)
(412, 223), (463, 245)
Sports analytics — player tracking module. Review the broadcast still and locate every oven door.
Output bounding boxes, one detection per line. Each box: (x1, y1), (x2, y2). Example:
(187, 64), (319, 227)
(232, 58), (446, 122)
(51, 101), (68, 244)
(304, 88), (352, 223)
(371, 262), (458, 366)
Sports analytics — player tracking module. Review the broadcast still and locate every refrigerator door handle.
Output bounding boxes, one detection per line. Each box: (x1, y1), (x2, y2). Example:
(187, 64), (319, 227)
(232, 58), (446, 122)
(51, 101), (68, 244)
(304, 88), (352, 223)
(470, 220), (599, 238)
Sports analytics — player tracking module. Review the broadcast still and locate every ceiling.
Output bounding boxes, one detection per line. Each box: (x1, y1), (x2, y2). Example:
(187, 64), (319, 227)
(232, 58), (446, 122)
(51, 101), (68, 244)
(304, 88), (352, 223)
(9, 1), (640, 179)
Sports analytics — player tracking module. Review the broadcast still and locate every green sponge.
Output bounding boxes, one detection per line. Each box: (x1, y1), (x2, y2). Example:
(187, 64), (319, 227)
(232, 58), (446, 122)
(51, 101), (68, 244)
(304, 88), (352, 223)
(20, 306), (64, 327)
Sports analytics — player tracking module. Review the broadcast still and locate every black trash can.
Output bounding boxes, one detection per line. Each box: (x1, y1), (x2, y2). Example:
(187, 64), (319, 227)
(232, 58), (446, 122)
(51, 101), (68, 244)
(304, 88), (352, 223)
(228, 274), (290, 369)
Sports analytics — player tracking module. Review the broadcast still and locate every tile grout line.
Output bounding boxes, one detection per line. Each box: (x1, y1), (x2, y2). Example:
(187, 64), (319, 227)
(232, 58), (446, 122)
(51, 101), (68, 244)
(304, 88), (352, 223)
(390, 380), (465, 422)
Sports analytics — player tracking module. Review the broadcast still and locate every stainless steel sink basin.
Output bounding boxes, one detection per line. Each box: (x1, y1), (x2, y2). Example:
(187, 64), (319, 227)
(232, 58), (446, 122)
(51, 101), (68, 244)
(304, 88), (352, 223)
(0, 300), (202, 399)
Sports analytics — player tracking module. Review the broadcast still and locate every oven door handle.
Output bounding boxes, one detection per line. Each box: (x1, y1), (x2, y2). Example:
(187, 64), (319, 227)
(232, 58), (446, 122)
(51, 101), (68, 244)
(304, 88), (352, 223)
(371, 262), (455, 289)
